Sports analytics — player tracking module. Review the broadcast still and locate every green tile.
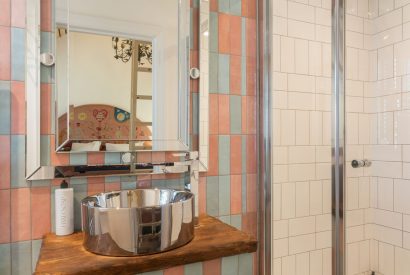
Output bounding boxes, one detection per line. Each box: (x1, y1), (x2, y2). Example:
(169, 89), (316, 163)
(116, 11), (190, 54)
(105, 152), (121, 164)
(11, 28), (25, 81)
(230, 0), (242, 15)
(40, 135), (51, 166)
(69, 178), (87, 185)
(0, 243), (11, 275)
(209, 52), (219, 93)
(206, 176), (219, 216)
(31, 239), (42, 273)
(184, 262), (203, 275)
(40, 31), (55, 84)
(218, 135), (230, 175)
(230, 95), (242, 134)
(121, 182), (136, 190)
(11, 135), (28, 188)
(72, 184), (87, 230)
(242, 174), (247, 213)
(192, 93), (199, 135)
(222, 255), (239, 275)
(209, 12), (219, 53)
(30, 180), (51, 187)
(219, 0), (230, 13)
(238, 253), (253, 275)
(70, 153), (87, 165)
(218, 54), (230, 94)
(105, 176), (121, 183)
(0, 81), (11, 134)
(219, 215), (230, 225)
(138, 271), (163, 275)
(230, 214), (242, 230)
(218, 175), (230, 216)
(11, 240), (32, 275)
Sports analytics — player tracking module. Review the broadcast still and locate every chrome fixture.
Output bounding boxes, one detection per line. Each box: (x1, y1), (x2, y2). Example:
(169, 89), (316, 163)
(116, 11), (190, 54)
(81, 189), (194, 256)
(351, 159), (372, 168)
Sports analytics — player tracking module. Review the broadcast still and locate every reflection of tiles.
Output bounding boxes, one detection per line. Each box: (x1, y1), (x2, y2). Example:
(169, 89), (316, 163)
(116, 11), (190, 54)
(11, 188), (31, 242)
(11, 135), (27, 188)
(0, 26), (11, 80)
(11, 240), (32, 275)
(0, 135), (10, 189)
(31, 187), (51, 239)
(0, 81), (10, 134)
(0, 189), (10, 243)
(10, 0), (25, 28)
(10, 81), (25, 134)
(11, 27), (25, 81)
(0, 243), (11, 274)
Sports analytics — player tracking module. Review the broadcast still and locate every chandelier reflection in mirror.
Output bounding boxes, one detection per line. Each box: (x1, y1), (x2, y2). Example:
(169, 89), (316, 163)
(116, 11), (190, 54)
(112, 37), (153, 65)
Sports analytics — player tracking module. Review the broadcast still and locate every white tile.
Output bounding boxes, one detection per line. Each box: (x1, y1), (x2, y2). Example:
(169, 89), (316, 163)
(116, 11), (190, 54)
(273, 16), (288, 36)
(346, 209), (364, 227)
(358, 49), (369, 81)
(394, 38), (410, 76)
(274, 164), (288, 183)
(315, 25), (331, 43)
(282, 255), (296, 275)
(316, 231), (331, 249)
(316, 162), (331, 180)
(272, 0), (287, 17)
(347, 177), (359, 210)
(347, 113), (359, 145)
(296, 252), (309, 275)
(359, 177), (370, 208)
(373, 8), (402, 33)
(404, 214), (410, 232)
(288, 1), (315, 23)
(309, 0), (321, 7)
(289, 164), (316, 181)
(289, 234), (316, 254)
(346, 47), (359, 80)
(316, 214), (331, 231)
(347, 243), (360, 275)
(315, 7), (331, 26)
(370, 240), (379, 271)
(405, 4), (410, 22)
(322, 248), (331, 275)
(273, 183), (282, 220)
(346, 225), (364, 243)
(357, 0), (368, 18)
(281, 110), (295, 145)
(346, 0), (358, 15)
(403, 162), (410, 179)
(396, 0), (410, 8)
(296, 181), (310, 217)
(379, 242), (394, 275)
(288, 74), (315, 93)
(373, 25), (402, 49)
(359, 241), (370, 272)
(274, 238), (289, 258)
(282, 182), (296, 219)
(273, 35), (281, 71)
(309, 41), (322, 76)
(289, 146), (315, 164)
(346, 96), (364, 113)
(404, 145), (410, 162)
(378, 46), (394, 80)
(316, 77), (331, 94)
(273, 72), (288, 90)
(273, 90), (288, 109)
(346, 80), (364, 97)
(373, 224), (402, 246)
(395, 247), (410, 275)
(273, 146), (288, 165)
(370, 177), (378, 208)
(322, 112), (331, 145)
(288, 19), (315, 40)
(394, 179), (410, 214)
(289, 216), (316, 236)
(310, 180), (323, 214)
(379, 0), (394, 15)
(310, 111), (323, 145)
(315, 94), (331, 111)
(346, 31), (364, 48)
(359, 114), (370, 144)
(378, 112), (394, 144)
(346, 14), (364, 32)
(403, 22), (410, 40)
(295, 39), (309, 74)
(281, 37), (295, 73)
(371, 160), (402, 178)
(363, 144), (402, 161)
(310, 250), (323, 275)
(315, 146), (331, 163)
(368, 0), (379, 19)
(322, 180), (331, 214)
(371, 208), (402, 230)
(378, 177), (394, 210)
(274, 220), (289, 239)
(396, 110), (410, 144)
(296, 111), (310, 145)
(321, 43), (331, 77)
(288, 92), (315, 110)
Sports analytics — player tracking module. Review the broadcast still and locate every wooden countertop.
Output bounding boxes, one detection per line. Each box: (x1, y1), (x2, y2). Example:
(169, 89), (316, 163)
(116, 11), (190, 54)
(35, 215), (257, 275)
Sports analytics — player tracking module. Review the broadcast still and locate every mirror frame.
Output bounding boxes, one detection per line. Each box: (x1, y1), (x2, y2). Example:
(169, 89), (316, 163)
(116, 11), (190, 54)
(54, 0), (190, 153)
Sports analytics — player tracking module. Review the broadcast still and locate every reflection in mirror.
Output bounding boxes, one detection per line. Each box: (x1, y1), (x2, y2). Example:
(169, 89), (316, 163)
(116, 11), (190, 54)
(55, 0), (189, 152)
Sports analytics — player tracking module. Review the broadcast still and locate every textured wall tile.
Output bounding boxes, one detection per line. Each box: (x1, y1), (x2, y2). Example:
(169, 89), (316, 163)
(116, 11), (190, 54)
(184, 262), (203, 275)
(206, 176), (219, 216)
(0, 189), (10, 243)
(218, 175), (231, 215)
(11, 188), (31, 242)
(0, 135), (11, 189)
(11, 27), (25, 81)
(0, 81), (11, 134)
(31, 187), (51, 239)
(222, 255), (239, 275)
(11, 241), (32, 275)
(218, 135), (230, 175)
(10, 135), (27, 188)
(0, 26), (11, 80)
(0, 243), (11, 275)
(230, 95), (242, 134)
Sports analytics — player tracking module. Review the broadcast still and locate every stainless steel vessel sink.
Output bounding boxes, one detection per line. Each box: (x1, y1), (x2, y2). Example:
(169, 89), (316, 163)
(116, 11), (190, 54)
(81, 189), (194, 256)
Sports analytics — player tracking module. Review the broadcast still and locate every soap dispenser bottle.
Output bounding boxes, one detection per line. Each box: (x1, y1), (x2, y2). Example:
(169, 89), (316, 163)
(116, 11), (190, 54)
(55, 180), (74, 236)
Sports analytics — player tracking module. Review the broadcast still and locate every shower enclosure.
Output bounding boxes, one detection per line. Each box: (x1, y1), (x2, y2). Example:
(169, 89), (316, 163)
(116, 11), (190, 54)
(264, 0), (410, 274)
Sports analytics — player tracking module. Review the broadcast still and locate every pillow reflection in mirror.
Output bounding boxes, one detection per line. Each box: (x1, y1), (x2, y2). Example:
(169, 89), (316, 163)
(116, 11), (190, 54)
(71, 141), (102, 152)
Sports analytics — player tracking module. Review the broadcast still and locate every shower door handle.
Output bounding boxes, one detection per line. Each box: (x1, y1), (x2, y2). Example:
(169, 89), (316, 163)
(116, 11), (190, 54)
(351, 159), (372, 168)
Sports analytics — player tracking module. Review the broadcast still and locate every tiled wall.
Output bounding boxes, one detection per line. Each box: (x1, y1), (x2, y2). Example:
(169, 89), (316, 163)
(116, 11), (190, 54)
(0, 0), (258, 274)
(358, 0), (410, 274)
(271, 0), (333, 274)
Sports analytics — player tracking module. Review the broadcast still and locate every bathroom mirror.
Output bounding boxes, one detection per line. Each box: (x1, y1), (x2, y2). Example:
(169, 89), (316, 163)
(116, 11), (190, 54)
(54, 0), (190, 152)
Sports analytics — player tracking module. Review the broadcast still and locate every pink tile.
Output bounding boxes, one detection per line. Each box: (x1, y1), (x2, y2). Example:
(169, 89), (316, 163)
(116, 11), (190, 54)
(203, 258), (221, 275)
(209, 94), (219, 135)
(165, 152), (180, 162)
(31, 187), (51, 239)
(105, 182), (121, 192)
(230, 135), (242, 174)
(87, 152), (104, 165)
(136, 151), (152, 163)
(11, 188), (31, 242)
(230, 55), (242, 95)
(0, 26), (10, 80)
(242, 0), (249, 17)
(88, 182), (104, 196)
(87, 177), (105, 185)
(246, 96), (256, 134)
(0, 0), (10, 26)
(246, 57), (256, 96)
(164, 265), (184, 275)
(11, 0), (25, 28)
(241, 97), (248, 134)
(192, 8), (199, 51)
(247, 0), (257, 19)
(246, 135), (257, 174)
(11, 81), (25, 134)
(218, 13), (230, 54)
(242, 212), (257, 238)
(151, 152), (165, 162)
(230, 175), (242, 215)
(199, 176), (207, 215)
(218, 95), (230, 134)
(210, 0), (218, 12)
(40, 0), (52, 31)
(207, 135), (219, 176)
(41, 83), (52, 134)
(50, 136), (69, 165)
(0, 135), (10, 189)
(230, 16), (242, 56)
(246, 174), (257, 213)
(0, 189), (10, 243)
(246, 19), (257, 58)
